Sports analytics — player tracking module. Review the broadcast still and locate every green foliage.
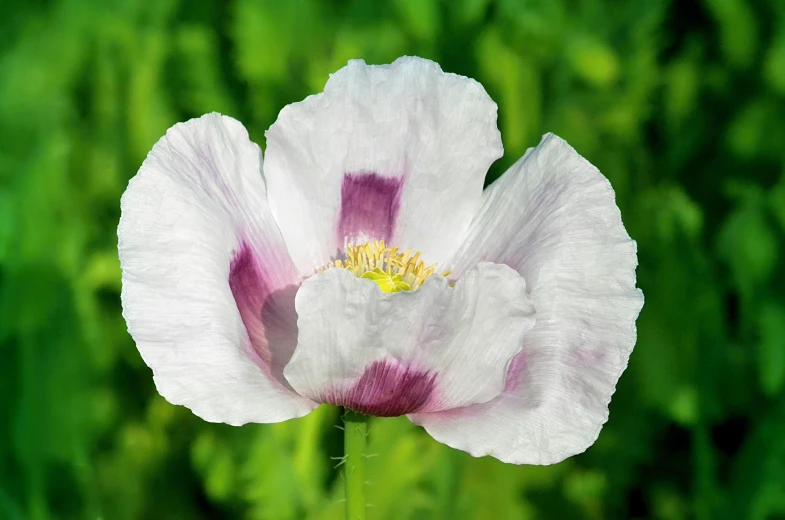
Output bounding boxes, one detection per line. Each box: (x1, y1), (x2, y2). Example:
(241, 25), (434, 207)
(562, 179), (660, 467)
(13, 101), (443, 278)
(2, 0), (785, 518)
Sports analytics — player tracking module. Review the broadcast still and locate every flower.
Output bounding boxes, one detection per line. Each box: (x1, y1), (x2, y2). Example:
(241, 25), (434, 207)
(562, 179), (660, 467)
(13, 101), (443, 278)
(118, 56), (643, 465)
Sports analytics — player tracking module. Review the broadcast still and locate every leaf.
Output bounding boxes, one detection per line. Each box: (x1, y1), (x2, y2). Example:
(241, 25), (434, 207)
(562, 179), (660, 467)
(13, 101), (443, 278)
(717, 205), (777, 288)
(757, 302), (785, 395)
(763, 30), (785, 94)
(567, 35), (620, 88)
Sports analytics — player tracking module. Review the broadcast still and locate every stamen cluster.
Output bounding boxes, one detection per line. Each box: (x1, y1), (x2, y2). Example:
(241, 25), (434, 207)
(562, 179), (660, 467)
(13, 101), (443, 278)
(324, 240), (451, 292)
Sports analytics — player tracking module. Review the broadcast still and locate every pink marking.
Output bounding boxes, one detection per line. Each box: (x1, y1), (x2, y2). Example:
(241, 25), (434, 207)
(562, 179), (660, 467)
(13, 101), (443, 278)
(337, 172), (403, 245)
(322, 360), (436, 417)
(228, 241), (299, 390)
(504, 350), (529, 393)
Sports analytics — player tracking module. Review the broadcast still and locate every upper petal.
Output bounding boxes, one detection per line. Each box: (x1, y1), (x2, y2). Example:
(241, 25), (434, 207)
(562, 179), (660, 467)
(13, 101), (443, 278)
(119, 113), (317, 425)
(410, 134), (644, 464)
(264, 56), (503, 274)
(282, 263), (535, 417)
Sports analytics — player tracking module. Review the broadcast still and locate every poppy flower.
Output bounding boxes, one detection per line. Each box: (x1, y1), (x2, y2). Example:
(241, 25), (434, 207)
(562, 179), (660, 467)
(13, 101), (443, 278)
(119, 56), (643, 464)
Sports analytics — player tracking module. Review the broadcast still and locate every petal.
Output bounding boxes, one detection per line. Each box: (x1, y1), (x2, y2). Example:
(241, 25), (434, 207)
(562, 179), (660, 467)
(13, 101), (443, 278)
(282, 263), (536, 417)
(119, 113), (317, 425)
(264, 56), (503, 274)
(410, 134), (644, 464)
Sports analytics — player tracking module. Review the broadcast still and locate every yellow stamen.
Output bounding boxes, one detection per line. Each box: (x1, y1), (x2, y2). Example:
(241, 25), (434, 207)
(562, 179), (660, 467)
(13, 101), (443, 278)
(326, 240), (451, 293)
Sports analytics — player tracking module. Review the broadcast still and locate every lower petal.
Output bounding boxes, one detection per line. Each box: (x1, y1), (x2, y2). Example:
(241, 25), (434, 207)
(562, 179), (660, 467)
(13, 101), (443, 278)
(282, 263), (535, 417)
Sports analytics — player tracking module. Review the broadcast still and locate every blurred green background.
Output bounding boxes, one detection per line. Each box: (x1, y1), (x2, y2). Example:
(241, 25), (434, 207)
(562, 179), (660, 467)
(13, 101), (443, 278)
(2, 0), (785, 518)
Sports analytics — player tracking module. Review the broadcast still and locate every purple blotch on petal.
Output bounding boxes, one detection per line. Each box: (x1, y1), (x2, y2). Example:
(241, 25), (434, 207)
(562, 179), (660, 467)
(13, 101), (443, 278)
(338, 172), (404, 245)
(229, 241), (299, 390)
(504, 350), (529, 393)
(324, 360), (436, 417)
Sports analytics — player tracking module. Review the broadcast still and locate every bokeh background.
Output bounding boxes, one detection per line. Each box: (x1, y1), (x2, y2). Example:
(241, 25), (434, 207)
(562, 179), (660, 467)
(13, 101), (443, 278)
(2, 0), (785, 518)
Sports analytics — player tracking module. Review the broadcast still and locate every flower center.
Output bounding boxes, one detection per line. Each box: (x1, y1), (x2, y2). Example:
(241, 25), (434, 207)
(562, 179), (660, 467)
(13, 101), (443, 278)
(324, 240), (451, 293)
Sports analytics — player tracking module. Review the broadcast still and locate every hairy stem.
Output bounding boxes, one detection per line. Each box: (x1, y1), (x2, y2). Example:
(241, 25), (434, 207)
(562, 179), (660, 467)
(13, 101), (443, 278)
(343, 409), (368, 520)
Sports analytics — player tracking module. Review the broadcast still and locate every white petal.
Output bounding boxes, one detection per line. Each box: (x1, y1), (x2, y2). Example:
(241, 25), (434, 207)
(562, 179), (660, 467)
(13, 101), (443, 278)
(119, 113), (317, 425)
(264, 56), (503, 274)
(410, 134), (644, 464)
(283, 263), (535, 417)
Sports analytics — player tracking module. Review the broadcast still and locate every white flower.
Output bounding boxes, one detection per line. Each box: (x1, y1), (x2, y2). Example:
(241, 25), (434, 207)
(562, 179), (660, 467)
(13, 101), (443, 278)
(119, 56), (643, 465)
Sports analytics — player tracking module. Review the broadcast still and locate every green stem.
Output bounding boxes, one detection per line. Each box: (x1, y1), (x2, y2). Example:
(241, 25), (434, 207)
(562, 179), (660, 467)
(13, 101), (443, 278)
(343, 409), (368, 520)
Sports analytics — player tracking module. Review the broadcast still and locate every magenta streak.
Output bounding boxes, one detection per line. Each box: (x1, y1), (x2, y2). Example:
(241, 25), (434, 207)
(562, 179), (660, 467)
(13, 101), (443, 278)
(323, 360), (436, 417)
(337, 172), (403, 245)
(504, 351), (528, 393)
(228, 241), (299, 389)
